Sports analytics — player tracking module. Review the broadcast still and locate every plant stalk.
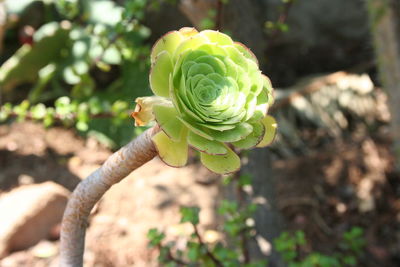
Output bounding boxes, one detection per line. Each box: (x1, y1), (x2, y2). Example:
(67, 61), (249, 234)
(60, 126), (159, 267)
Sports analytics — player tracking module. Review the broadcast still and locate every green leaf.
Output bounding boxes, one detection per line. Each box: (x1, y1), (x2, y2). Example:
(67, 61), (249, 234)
(212, 122), (253, 143)
(71, 74), (95, 98)
(234, 42), (258, 65)
(173, 34), (209, 59)
(150, 51), (173, 97)
(88, 97), (103, 115)
(5, 0), (37, 14)
(238, 173), (252, 186)
(13, 100), (30, 121)
(76, 121), (89, 131)
(0, 22), (71, 92)
(177, 116), (214, 140)
(232, 121), (265, 149)
(250, 89), (269, 122)
(153, 105), (185, 142)
(0, 103), (12, 122)
(188, 244), (200, 261)
(147, 228), (166, 247)
(87, 0), (123, 26)
(180, 206), (200, 224)
(200, 145), (240, 174)
(55, 0), (79, 19)
(187, 131), (228, 155)
(44, 107), (55, 127)
(223, 45), (248, 71)
(202, 30), (233, 45)
(152, 131), (188, 167)
(256, 115), (277, 147)
(218, 200), (238, 215)
(63, 66), (81, 85)
(262, 75), (274, 105)
(31, 104), (47, 120)
(199, 18), (215, 30)
(151, 31), (184, 64)
(102, 45), (122, 65)
(295, 231), (306, 245)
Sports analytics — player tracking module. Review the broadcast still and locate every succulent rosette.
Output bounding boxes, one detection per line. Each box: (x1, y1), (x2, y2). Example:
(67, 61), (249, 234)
(133, 27), (277, 174)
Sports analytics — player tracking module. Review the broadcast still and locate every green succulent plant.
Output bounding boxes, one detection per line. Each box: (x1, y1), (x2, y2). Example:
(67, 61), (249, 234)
(133, 27), (277, 174)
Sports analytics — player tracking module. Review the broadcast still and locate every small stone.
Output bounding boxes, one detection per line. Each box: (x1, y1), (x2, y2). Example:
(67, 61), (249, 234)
(18, 174), (34, 185)
(31, 240), (58, 258)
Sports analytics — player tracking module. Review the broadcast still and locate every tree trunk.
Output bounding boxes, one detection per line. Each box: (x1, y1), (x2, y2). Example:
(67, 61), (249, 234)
(222, 148), (285, 266)
(367, 0), (400, 171)
(178, 0), (267, 64)
(243, 148), (285, 267)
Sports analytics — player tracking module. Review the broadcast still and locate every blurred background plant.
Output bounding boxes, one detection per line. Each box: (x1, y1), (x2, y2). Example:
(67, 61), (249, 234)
(0, 0), (154, 147)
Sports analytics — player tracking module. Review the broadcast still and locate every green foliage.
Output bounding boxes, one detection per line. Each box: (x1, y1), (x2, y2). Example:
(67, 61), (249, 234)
(55, 0), (80, 20)
(4, 0), (39, 15)
(218, 199), (256, 237)
(197, 0), (230, 30)
(274, 231), (306, 262)
(148, 173), (267, 266)
(0, 97), (135, 147)
(265, 21), (289, 33)
(0, 22), (71, 92)
(274, 227), (366, 267)
(0, 0), (154, 147)
(147, 172), (365, 266)
(264, 0), (295, 35)
(199, 9), (217, 30)
(340, 226), (366, 264)
(147, 228), (166, 248)
(180, 206), (200, 225)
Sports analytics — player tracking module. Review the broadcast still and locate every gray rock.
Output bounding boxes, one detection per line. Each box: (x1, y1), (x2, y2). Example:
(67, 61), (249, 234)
(0, 182), (69, 257)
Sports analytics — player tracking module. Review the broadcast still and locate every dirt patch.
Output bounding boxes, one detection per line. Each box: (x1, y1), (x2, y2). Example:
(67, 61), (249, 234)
(274, 136), (400, 266)
(0, 122), (221, 267)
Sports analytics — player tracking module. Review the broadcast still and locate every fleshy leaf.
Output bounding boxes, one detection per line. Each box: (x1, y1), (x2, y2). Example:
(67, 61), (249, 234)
(151, 31), (184, 64)
(212, 122), (253, 142)
(152, 130), (188, 167)
(200, 145), (240, 174)
(262, 74), (274, 105)
(199, 122), (236, 131)
(232, 121), (265, 149)
(150, 51), (173, 97)
(234, 42), (258, 66)
(153, 104), (185, 142)
(132, 96), (171, 126)
(256, 115), (277, 147)
(177, 116), (214, 140)
(187, 131), (227, 155)
(249, 89), (269, 122)
(202, 30), (233, 45)
(179, 27), (199, 38)
(173, 34), (209, 59)
(223, 45), (248, 71)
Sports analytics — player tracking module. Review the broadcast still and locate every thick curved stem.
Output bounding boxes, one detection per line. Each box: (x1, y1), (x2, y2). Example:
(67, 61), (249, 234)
(60, 126), (159, 267)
